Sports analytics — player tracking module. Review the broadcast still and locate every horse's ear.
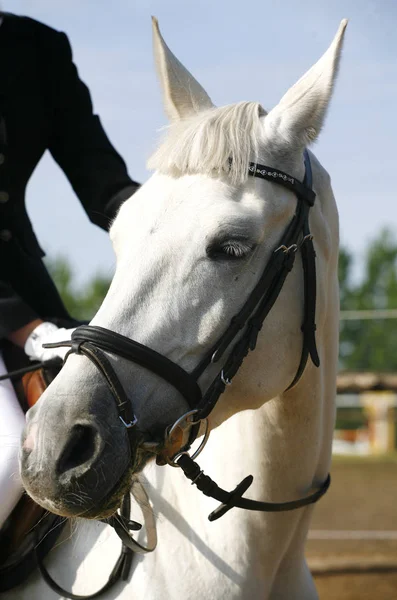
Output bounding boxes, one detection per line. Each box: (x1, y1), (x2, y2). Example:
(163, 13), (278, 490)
(152, 17), (214, 121)
(265, 20), (347, 148)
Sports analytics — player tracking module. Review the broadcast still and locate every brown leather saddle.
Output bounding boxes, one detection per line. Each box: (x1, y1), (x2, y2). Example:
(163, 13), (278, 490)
(0, 343), (65, 592)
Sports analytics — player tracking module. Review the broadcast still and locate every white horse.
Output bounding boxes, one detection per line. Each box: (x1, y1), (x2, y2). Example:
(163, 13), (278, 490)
(6, 17), (346, 600)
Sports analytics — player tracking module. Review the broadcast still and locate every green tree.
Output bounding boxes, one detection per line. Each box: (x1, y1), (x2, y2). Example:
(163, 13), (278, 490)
(46, 256), (111, 321)
(339, 229), (397, 371)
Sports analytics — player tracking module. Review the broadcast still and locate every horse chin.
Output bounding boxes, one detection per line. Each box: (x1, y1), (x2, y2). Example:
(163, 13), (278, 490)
(25, 447), (155, 521)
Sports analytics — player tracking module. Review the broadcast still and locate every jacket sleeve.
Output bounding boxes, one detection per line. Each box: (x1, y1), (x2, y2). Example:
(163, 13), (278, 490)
(47, 31), (139, 230)
(0, 281), (38, 339)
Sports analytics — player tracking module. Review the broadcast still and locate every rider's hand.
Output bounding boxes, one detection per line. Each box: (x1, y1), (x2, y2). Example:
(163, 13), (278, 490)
(24, 321), (76, 362)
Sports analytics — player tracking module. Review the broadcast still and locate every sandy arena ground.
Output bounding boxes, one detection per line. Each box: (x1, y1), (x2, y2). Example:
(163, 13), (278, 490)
(306, 455), (397, 600)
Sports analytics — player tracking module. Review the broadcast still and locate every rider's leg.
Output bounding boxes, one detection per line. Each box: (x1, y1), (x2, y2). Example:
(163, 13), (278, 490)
(0, 351), (25, 528)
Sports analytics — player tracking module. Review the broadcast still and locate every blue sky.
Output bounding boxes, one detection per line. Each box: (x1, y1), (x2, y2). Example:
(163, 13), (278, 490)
(6, 0), (397, 286)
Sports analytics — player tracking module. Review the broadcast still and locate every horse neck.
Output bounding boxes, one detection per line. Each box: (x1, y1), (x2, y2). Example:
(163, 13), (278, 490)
(207, 368), (336, 510)
(141, 353), (335, 599)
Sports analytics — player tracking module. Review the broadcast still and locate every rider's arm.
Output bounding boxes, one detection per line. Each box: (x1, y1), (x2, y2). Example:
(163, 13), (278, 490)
(8, 319), (43, 348)
(0, 281), (41, 341)
(0, 281), (73, 359)
(46, 30), (139, 230)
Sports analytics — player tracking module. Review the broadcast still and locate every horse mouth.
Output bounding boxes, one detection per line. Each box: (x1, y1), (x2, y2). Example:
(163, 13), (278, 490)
(77, 451), (155, 519)
(25, 445), (156, 521)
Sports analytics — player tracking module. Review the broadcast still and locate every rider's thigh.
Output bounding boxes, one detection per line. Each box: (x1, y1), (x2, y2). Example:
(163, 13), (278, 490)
(0, 351), (25, 527)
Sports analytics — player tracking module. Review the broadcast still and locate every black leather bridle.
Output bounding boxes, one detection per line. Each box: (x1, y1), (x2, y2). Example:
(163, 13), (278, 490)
(4, 150), (331, 599)
(46, 148), (330, 518)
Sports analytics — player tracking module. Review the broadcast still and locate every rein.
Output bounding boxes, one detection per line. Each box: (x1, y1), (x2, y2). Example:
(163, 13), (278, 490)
(0, 358), (61, 382)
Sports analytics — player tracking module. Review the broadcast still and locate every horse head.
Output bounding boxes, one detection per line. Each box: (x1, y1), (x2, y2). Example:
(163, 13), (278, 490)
(20, 18), (346, 520)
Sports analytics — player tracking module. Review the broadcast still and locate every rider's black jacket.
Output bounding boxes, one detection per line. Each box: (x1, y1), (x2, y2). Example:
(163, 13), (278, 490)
(0, 13), (138, 338)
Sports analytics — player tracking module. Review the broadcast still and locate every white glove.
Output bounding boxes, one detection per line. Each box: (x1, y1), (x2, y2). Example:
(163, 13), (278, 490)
(24, 322), (76, 362)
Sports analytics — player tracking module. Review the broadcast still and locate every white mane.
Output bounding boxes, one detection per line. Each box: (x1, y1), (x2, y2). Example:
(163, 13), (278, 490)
(148, 101), (265, 185)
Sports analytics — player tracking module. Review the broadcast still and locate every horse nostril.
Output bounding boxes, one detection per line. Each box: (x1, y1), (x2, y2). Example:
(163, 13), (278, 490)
(56, 424), (99, 476)
(22, 423), (38, 454)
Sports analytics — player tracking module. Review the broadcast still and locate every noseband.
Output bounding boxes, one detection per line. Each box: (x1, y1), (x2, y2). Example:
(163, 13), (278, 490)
(39, 150), (330, 596)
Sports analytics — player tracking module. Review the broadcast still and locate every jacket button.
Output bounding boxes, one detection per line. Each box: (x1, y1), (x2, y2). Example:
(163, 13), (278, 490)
(0, 154), (5, 165)
(0, 229), (12, 241)
(0, 191), (9, 203)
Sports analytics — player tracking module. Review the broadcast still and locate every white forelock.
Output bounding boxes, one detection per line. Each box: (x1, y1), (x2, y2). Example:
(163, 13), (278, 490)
(148, 101), (266, 185)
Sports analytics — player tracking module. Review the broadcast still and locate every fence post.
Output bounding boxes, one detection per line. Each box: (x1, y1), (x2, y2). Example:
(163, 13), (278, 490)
(361, 391), (396, 454)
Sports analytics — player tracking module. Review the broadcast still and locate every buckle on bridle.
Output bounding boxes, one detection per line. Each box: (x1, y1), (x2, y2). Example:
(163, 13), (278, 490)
(302, 233), (313, 243)
(119, 415), (138, 428)
(275, 234), (314, 256)
(275, 243), (298, 254)
(221, 370), (232, 386)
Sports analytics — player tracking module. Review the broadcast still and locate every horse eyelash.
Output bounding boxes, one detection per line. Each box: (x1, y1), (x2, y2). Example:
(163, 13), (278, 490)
(222, 242), (253, 258)
(207, 240), (255, 260)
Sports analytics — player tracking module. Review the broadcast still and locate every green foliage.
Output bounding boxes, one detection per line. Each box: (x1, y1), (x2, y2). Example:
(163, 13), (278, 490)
(339, 229), (397, 371)
(46, 256), (111, 321)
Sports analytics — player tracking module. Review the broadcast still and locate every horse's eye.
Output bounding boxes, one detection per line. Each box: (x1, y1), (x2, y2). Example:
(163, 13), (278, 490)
(206, 240), (255, 261)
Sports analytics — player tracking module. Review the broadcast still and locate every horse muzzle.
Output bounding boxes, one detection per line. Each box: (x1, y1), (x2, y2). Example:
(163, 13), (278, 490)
(19, 400), (138, 518)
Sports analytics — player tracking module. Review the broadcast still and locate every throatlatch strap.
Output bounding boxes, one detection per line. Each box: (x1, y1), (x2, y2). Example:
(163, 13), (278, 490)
(286, 231), (319, 391)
